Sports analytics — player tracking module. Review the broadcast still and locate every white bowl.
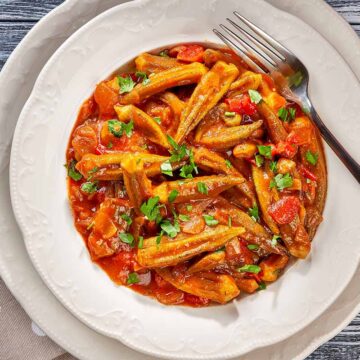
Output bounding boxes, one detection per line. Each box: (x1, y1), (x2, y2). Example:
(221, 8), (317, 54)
(9, 0), (360, 359)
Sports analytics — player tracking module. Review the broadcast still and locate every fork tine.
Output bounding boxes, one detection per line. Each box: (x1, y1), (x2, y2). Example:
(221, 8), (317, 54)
(213, 29), (266, 74)
(233, 11), (288, 61)
(220, 23), (276, 68)
(226, 17), (284, 63)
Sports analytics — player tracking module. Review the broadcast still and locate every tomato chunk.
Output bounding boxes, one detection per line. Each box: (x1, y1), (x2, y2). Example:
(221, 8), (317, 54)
(94, 82), (118, 116)
(268, 196), (301, 224)
(225, 95), (257, 116)
(272, 140), (298, 159)
(169, 45), (205, 62)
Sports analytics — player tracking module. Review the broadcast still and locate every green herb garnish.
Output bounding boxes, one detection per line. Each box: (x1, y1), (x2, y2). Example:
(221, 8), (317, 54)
(160, 220), (180, 238)
(127, 272), (140, 285)
(153, 116), (161, 124)
(257, 145), (272, 159)
(225, 159), (232, 169)
(270, 173), (293, 191)
(305, 150), (318, 166)
(108, 119), (134, 138)
(197, 182), (208, 195)
(224, 111), (236, 117)
(121, 214), (132, 226)
(119, 233), (135, 247)
(140, 196), (162, 222)
(247, 244), (259, 251)
(80, 181), (98, 194)
(248, 205), (260, 222)
(161, 160), (173, 176)
(118, 75), (135, 94)
(271, 234), (281, 246)
(203, 215), (219, 226)
(248, 89), (262, 104)
(270, 161), (277, 173)
(138, 236), (144, 249)
(66, 160), (82, 181)
(179, 214), (190, 222)
(168, 189), (179, 203)
(238, 264), (261, 274)
(255, 154), (264, 168)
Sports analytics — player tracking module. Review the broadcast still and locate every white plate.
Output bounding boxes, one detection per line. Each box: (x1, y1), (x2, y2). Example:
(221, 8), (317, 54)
(9, 0), (360, 358)
(1, 0), (360, 359)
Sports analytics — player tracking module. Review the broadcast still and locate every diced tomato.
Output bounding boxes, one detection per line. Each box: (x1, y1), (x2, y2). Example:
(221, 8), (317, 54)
(268, 196), (301, 225)
(288, 117), (313, 145)
(272, 140), (298, 159)
(184, 293), (210, 307)
(225, 95), (257, 116)
(299, 165), (317, 181)
(78, 97), (96, 123)
(169, 44), (204, 62)
(94, 82), (118, 116)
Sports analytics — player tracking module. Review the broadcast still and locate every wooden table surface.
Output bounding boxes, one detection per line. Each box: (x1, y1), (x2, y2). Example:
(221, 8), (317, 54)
(0, 1), (359, 359)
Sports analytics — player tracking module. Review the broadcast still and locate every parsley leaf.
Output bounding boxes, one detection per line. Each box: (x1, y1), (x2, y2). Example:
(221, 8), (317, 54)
(237, 264), (261, 274)
(87, 166), (99, 180)
(160, 219), (180, 238)
(271, 234), (281, 246)
(225, 159), (232, 169)
(167, 135), (188, 163)
(156, 230), (164, 245)
(108, 120), (134, 138)
(179, 164), (194, 179)
(197, 182), (208, 195)
(247, 244), (259, 251)
(80, 181), (98, 194)
(140, 196), (162, 222)
(186, 205), (193, 212)
(135, 71), (150, 85)
(159, 49), (169, 57)
(248, 205), (260, 222)
(225, 111), (236, 117)
(67, 160), (82, 181)
(161, 160), (173, 176)
(121, 214), (132, 226)
(127, 272), (140, 285)
(119, 233), (135, 247)
(248, 89), (262, 104)
(138, 236), (144, 249)
(278, 107), (296, 122)
(289, 108), (296, 119)
(269, 173), (293, 191)
(203, 215), (219, 226)
(255, 154), (264, 168)
(179, 214), (190, 222)
(257, 145), (272, 159)
(168, 190), (178, 203)
(118, 75), (135, 94)
(305, 150), (318, 166)
(288, 71), (303, 87)
(258, 282), (267, 290)
(270, 161), (277, 173)
(153, 116), (161, 124)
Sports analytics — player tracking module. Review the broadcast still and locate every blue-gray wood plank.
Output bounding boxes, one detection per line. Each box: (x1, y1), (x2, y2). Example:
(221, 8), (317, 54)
(0, 0), (359, 359)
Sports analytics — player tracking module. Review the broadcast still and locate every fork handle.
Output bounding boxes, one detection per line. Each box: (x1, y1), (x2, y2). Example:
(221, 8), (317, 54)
(309, 106), (360, 183)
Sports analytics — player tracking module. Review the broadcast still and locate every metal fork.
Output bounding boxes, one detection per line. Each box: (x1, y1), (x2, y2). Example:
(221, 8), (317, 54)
(214, 11), (360, 183)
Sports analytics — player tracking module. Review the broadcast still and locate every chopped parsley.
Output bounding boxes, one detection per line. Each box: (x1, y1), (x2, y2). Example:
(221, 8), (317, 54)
(288, 71), (303, 87)
(66, 160), (82, 181)
(138, 236), (144, 249)
(224, 111), (236, 117)
(118, 75), (135, 94)
(305, 150), (318, 166)
(135, 71), (150, 85)
(156, 230), (164, 245)
(140, 196), (162, 222)
(278, 107), (296, 122)
(127, 272), (140, 285)
(153, 116), (161, 124)
(258, 282), (267, 291)
(179, 214), (190, 222)
(270, 173), (293, 191)
(80, 181), (98, 194)
(160, 219), (180, 238)
(121, 214), (132, 226)
(225, 159), (232, 169)
(270, 161), (277, 173)
(247, 244), (259, 251)
(257, 145), (272, 159)
(168, 189), (179, 203)
(119, 233), (135, 247)
(248, 89), (262, 104)
(87, 166), (99, 180)
(160, 160), (173, 176)
(203, 215), (219, 226)
(237, 264), (261, 274)
(108, 119), (134, 138)
(197, 182), (208, 195)
(186, 205), (193, 212)
(248, 205), (260, 222)
(255, 154), (264, 168)
(107, 141), (113, 149)
(271, 234), (281, 246)
(159, 49), (169, 57)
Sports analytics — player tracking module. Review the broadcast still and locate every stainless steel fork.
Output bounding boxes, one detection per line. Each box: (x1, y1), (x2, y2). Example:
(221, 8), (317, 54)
(214, 11), (360, 183)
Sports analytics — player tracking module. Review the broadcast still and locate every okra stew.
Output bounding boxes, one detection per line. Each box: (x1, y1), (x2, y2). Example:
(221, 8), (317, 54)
(66, 44), (327, 307)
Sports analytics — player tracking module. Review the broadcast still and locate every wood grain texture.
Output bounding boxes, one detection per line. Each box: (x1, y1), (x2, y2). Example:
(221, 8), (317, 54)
(0, 1), (359, 359)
